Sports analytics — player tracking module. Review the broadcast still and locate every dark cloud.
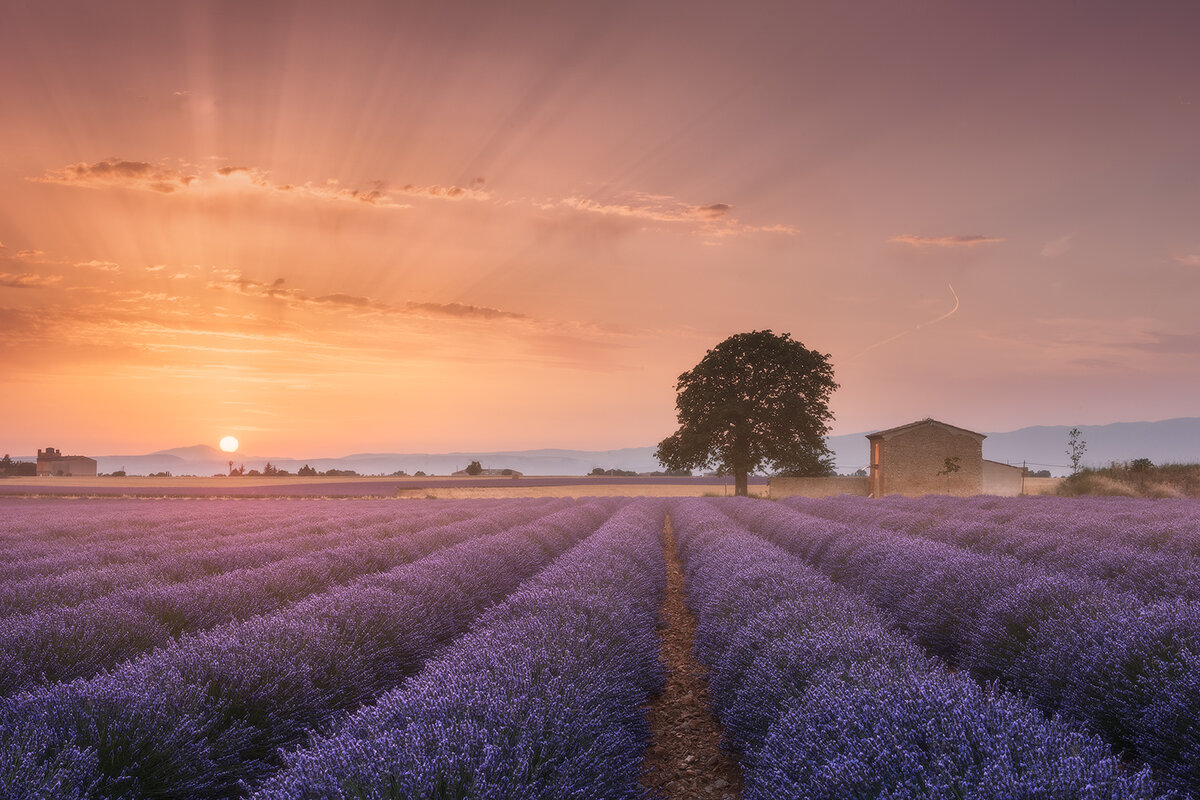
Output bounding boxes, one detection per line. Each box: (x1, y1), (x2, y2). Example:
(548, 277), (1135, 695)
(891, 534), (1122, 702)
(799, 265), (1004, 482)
(691, 203), (732, 219)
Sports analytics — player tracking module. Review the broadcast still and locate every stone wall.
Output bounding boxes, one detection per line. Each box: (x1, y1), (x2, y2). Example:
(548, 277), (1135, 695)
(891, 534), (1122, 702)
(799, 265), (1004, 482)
(878, 426), (982, 496)
(982, 460), (1024, 496)
(769, 476), (870, 499)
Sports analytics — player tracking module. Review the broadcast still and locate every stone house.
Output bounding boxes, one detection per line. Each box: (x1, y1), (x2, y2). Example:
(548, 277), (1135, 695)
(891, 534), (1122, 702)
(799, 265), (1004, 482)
(36, 446), (98, 477)
(867, 419), (984, 497)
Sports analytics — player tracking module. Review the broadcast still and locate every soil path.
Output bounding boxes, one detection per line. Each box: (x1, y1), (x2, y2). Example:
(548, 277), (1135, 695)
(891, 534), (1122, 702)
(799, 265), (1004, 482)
(642, 516), (744, 799)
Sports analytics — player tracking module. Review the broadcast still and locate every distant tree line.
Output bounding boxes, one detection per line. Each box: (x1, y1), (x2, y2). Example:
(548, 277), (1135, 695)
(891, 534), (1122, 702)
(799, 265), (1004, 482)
(0, 455), (36, 477)
(227, 462), (360, 477)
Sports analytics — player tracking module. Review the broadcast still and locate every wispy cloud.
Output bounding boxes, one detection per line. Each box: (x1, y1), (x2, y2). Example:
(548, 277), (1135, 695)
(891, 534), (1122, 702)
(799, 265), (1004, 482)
(1175, 254), (1200, 267)
(1041, 234), (1073, 258)
(33, 158), (492, 211)
(890, 233), (1004, 248)
(0, 272), (62, 288)
(75, 259), (122, 272)
(547, 192), (795, 239)
(1129, 331), (1200, 355)
(208, 274), (529, 321)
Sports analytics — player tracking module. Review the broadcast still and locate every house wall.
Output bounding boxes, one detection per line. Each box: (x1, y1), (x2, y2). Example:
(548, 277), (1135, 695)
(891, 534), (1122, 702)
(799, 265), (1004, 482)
(982, 460), (1024, 496)
(877, 426), (983, 496)
(769, 476), (870, 499)
(38, 457), (98, 477)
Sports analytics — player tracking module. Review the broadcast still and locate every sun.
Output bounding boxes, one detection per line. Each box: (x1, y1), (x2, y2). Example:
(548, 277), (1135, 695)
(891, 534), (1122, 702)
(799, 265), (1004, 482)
(219, 436), (239, 453)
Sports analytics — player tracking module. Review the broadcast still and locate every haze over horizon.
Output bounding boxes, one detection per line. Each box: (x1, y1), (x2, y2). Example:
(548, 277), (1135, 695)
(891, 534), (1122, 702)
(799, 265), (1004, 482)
(3, 1), (1198, 456)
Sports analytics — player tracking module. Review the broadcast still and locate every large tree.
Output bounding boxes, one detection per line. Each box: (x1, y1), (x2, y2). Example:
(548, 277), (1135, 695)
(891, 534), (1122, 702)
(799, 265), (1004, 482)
(655, 330), (838, 496)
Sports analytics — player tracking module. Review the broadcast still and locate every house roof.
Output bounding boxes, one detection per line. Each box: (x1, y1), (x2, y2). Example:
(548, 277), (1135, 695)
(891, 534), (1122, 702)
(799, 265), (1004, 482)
(865, 418), (986, 443)
(982, 459), (1024, 472)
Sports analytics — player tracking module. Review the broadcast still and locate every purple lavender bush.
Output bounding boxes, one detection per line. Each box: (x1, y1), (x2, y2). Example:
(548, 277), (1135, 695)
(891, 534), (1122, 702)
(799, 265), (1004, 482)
(718, 496), (1200, 796)
(669, 499), (1162, 800)
(0, 500), (617, 799)
(251, 500), (666, 800)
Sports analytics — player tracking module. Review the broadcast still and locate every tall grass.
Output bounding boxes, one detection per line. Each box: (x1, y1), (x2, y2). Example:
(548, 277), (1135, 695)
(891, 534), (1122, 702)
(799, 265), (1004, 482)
(1057, 462), (1200, 498)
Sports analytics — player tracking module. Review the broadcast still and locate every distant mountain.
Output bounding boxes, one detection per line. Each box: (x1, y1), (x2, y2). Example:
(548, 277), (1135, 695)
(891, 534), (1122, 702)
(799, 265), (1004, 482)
(36, 417), (1200, 477)
(89, 446), (665, 477)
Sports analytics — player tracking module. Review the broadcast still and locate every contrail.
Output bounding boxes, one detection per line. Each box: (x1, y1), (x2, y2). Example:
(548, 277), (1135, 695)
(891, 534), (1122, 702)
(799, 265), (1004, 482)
(849, 283), (960, 361)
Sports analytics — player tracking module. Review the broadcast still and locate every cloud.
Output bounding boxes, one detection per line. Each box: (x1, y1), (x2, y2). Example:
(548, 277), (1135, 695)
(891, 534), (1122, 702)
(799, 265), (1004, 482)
(397, 179), (491, 202)
(145, 264), (166, 272)
(1175, 254), (1200, 267)
(405, 301), (528, 321)
(1041, 234), (1073, 258)
(75, 259), (121, 272)
(15, 250), (46, 260)
(1127, 331), (1200, 356)
(34, 159), (197, 193)
(33, 158), (492, 211)
(890, 233), (1004, 248)
(550, 193), (794, 239)
(0, 272), (62, 288)
(209, 274), (528, 321)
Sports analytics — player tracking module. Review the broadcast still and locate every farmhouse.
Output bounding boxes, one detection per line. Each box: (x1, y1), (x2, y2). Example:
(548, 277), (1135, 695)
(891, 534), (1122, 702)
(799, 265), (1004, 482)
(771, 418), (1033, 498)
(36, 446), (98, 477)
(867, 418), (984, 497)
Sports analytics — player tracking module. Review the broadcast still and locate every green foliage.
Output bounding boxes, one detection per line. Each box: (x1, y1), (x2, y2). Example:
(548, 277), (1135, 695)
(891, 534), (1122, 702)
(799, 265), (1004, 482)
(1067, 427), (1087, 474)
(656, 330), (838, 496)
(1057, 462), (1200, 498)
(464, 460), (483, 476)
(297, 464), (318, 477)
(937, 456), (962, 476)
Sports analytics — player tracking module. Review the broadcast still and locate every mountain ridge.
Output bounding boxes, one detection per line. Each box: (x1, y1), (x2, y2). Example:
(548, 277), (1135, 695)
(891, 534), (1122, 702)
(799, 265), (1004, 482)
(14, 418), (1200, 477)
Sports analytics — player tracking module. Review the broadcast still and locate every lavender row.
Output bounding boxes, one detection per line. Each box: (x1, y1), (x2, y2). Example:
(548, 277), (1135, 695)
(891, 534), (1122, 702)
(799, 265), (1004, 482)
(0, 499), (620, 799)
(670, 499), (1160, 800)
(721, 497), (1200, 796)
(795, 494), (1200, 555)
(0, 499), (488, 586)
(0, 500), (568, 695)
(0, 500), (348, 575)
(789, 495), (1200, 601)
(0, 500), (513, 618)
(252, 499), (667, 800)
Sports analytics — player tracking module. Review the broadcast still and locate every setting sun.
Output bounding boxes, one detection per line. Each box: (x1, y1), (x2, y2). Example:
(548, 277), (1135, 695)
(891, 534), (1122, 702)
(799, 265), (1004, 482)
(219, 436), (239, 453)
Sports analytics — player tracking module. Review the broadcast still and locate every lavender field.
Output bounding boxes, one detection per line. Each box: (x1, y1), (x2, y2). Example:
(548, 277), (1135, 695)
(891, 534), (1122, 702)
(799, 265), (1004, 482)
(0, 495), (1196, 799)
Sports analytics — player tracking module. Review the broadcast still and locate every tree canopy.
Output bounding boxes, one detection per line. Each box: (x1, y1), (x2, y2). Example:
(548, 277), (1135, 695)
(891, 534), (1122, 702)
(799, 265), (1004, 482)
(655, 330), (838, 496)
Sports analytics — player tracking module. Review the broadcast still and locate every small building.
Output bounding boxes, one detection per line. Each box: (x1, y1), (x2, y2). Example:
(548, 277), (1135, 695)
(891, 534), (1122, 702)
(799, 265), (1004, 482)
(867, 419), (984, 497)
(982, 459), (1025, 497)
(36, 447), (98, 477)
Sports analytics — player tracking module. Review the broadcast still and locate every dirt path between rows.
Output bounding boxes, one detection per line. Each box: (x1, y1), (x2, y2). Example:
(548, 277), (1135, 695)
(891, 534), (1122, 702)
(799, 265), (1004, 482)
(641, 516), (744, 799)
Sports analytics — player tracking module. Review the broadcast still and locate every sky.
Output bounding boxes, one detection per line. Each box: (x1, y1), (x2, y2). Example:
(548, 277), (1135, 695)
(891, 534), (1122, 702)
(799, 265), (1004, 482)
(2, 0), (1198, 457)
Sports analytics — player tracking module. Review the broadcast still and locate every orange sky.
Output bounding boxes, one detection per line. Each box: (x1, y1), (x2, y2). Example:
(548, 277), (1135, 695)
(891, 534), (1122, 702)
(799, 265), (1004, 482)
(2, 1), (1199, 456)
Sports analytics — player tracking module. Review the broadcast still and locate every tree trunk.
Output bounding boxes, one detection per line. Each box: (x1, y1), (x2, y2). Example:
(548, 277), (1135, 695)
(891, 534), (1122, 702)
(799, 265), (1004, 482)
(735, 469), (748, 497)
